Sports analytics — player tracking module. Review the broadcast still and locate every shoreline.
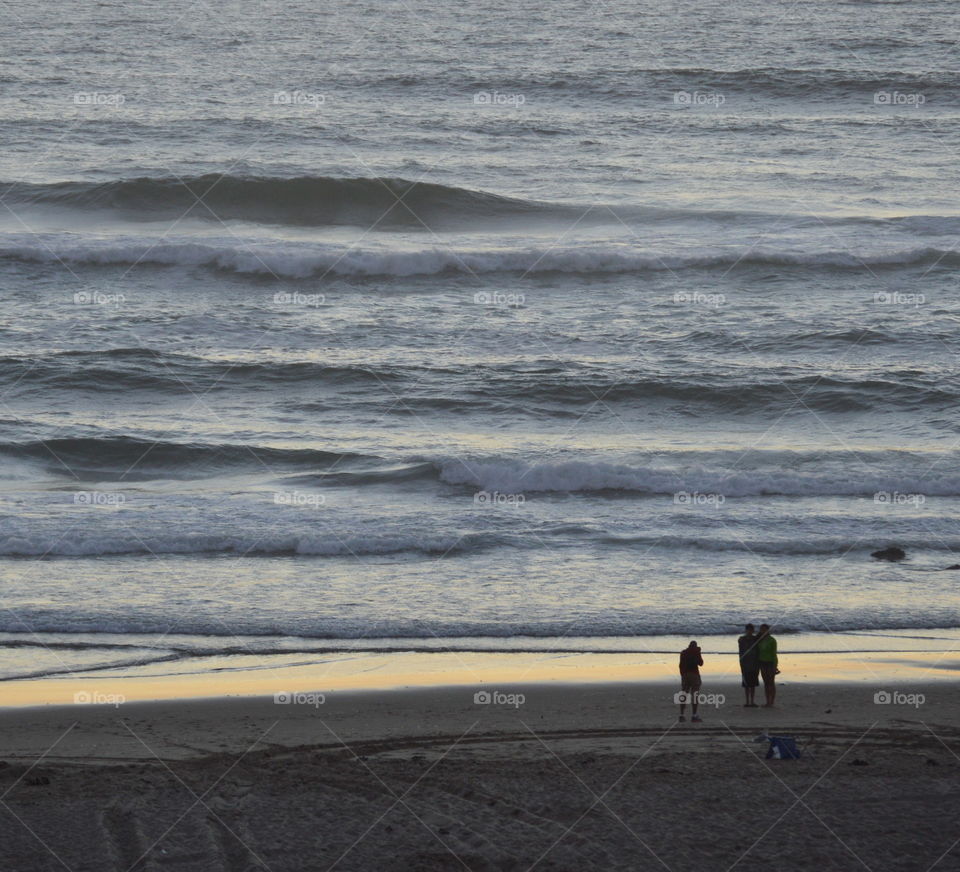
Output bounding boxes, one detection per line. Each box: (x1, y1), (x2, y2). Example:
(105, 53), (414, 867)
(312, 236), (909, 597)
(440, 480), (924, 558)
(2, 654), (957, 715)
(3, 640), (959, 708)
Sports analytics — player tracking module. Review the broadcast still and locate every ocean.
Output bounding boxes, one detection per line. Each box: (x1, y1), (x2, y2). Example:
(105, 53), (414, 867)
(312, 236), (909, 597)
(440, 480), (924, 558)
(1, 0), (959, 682)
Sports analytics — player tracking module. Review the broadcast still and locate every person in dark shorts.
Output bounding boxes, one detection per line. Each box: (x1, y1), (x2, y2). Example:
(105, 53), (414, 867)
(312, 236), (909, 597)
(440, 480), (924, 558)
(678, 640), (704, 722)
(738, 624), (761, 707)
(757, 623), (780, 707)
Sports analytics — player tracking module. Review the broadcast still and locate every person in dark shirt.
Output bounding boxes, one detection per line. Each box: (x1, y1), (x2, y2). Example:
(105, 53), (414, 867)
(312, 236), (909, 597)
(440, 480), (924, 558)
(738, 624), (761, 707)
(678, 640), (704, 722)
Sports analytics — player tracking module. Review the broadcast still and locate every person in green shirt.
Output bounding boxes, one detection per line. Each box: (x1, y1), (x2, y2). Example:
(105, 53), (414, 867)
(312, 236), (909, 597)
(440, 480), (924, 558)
(757, 624), (780, 707)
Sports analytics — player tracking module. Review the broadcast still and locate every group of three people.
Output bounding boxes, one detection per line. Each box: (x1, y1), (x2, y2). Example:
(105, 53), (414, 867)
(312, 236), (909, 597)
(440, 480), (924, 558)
(677, 623), (779, 722)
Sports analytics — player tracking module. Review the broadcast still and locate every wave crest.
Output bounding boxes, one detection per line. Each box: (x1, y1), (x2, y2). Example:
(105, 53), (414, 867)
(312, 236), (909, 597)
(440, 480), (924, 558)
(438, 457), (960, 497)
(3, 175), (551, 228)
(0, 436), (367, 479)
(2, 233), (956, 277)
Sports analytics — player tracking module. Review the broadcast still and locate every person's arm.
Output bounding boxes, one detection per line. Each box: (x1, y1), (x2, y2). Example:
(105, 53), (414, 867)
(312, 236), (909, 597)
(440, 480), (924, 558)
(770, 638), (778, 667)
(697, 653), (703, 667)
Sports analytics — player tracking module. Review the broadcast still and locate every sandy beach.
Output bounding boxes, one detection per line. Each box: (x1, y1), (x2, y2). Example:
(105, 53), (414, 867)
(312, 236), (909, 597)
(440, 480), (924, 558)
(3, 0), (960, 869)
(2, 677), (958, 871)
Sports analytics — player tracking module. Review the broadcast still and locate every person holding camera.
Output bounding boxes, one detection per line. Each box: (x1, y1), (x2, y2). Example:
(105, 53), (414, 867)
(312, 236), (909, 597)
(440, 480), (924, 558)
(678, 640), (704, 722)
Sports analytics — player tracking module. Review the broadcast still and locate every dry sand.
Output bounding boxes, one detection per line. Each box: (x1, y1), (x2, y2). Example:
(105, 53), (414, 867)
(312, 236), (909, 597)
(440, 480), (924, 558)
(1, 680), (958, 871)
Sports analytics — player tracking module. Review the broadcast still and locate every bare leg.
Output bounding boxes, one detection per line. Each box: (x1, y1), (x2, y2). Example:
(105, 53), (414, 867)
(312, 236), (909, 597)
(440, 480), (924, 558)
(762, 673), (774, 706)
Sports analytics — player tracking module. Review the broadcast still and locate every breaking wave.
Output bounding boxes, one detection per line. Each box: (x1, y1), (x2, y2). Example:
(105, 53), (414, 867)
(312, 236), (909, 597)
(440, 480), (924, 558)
(2, 232), (957, 277)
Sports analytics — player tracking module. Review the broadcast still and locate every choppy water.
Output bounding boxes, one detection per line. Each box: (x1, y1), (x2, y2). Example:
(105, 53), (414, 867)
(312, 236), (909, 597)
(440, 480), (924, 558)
(1, 0), (959, 677)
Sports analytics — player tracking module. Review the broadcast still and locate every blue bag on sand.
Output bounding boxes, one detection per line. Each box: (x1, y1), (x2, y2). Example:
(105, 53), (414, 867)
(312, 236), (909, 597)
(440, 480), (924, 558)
(765, 736), (801, 760)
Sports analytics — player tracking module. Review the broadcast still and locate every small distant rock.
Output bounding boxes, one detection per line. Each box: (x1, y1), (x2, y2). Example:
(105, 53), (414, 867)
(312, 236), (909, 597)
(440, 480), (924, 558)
(926, 758), (939, 766)
(849, 759), (869, 767)
(945, 565), (960, 571)
(871, 546), (906, 562)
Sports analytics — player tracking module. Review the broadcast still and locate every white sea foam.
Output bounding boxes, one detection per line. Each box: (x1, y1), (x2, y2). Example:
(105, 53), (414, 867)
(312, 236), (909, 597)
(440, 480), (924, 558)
(438, 458), (960, 497)
(1, 233), (956, 277)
